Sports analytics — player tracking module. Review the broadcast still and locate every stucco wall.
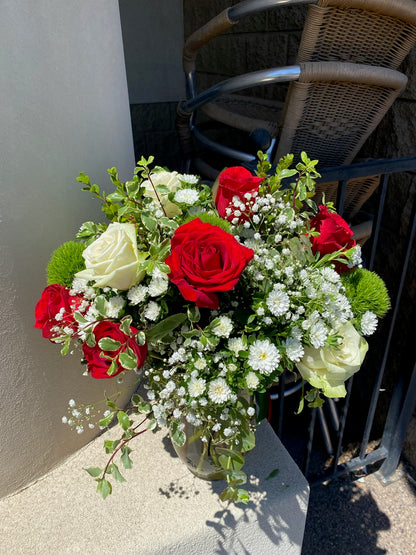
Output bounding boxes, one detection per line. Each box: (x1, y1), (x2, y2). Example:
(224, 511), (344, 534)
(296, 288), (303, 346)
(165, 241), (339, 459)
(0, 0), (138, 498)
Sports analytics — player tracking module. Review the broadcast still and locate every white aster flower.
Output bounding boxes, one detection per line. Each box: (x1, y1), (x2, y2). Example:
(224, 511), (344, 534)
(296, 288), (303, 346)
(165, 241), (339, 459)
(148, 277), (169, 297)
(174, 188), (200, 205)
(245, 371), (260, 389)
(267, 289), (290, 317)
(188, 377), (206, 398)
(208, 378), (232, 404)
(212, 316), (233, 338)
(284, 337), (304, 362)
(361, 311), (378, 335)
(321, 267), (341, 284)
(228, 337), (245, 355)
(144, 301), (161, 321)
(248, 340), (281, 374)
(127, 284), (148, 305)
(309, 321), (328, 349)
(106, 295), (125, 318)
(178, 173), (199, 184)
(194, 357), (207, 370)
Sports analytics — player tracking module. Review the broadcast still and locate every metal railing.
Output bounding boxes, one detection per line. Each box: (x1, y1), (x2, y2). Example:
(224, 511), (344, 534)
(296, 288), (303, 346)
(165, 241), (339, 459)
(271, 156), (416, 484)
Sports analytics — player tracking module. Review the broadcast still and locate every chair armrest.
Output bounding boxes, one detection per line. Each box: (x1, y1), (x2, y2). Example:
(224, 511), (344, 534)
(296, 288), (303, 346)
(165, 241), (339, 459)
(183, 9), (236, 75)
(229, 0), (314, 22)
(183, 1), (313, 90)
(180, 65), (301, 113)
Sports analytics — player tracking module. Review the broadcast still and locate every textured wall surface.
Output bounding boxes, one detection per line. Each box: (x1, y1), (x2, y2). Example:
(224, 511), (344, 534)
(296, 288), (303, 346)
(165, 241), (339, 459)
(0, 0), (137, 498)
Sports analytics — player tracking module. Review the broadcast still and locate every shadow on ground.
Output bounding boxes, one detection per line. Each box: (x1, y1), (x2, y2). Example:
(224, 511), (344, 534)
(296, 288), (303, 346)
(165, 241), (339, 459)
(302, 475), (391, 555)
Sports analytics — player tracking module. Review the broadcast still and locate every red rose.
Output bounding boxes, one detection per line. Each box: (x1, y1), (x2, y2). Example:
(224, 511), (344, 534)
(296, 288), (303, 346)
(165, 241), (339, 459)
(165, 218), (254, 309)
(34, 284), (81, 340)
(82, 320), (148, 379)
(215, 166), (263, 224)
(309, 205), (356, 273)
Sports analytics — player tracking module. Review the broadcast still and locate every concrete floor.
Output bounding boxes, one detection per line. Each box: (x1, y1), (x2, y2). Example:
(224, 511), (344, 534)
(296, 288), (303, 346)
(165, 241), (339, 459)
(302, 460), (416, 554)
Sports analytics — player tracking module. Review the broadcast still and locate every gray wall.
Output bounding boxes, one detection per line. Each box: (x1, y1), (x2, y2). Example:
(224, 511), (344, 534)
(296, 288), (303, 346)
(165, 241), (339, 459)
(119, 0), (185, 169)
(119, 0), (185, 104)
(0, 0), (138, 498)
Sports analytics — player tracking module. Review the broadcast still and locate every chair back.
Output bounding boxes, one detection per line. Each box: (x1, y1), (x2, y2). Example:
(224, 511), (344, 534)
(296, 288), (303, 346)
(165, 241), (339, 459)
(275, 62), (408, 167)
(297, 0), (416, 68)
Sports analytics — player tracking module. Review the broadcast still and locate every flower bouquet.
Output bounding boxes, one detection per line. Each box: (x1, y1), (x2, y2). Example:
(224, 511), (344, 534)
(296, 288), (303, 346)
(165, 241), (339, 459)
(34, 152), (390, 503)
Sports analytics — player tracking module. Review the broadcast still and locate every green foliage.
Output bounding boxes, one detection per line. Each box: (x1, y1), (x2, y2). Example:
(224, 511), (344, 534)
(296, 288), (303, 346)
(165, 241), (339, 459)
(341, 268), (391, 317)
(46, 241), (85, 287)
(190, 212), (232, 233)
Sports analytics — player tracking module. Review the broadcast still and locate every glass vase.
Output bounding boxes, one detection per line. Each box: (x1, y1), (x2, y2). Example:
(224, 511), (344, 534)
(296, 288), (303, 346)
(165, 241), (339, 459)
(171, 420), (225, 480)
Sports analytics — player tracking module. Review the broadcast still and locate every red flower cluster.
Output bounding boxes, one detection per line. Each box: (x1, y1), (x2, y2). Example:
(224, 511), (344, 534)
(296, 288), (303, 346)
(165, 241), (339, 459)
(215, 167), (263, 224)
(34, 284), (82, 340)
(165, 218), (254, 309)
(82, 320), (148, 379)
(309, 205), (356, 273)
(34, 284), (147, 379)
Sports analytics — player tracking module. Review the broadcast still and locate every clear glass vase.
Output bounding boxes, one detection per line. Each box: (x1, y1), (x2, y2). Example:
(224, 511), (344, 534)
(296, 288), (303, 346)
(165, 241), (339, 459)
(171, 420), (225, 480)
(171, 391), (254, 480)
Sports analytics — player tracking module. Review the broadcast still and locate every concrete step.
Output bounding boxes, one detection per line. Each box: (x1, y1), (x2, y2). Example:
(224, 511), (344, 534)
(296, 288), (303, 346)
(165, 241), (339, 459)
(0, 421), (309, 554)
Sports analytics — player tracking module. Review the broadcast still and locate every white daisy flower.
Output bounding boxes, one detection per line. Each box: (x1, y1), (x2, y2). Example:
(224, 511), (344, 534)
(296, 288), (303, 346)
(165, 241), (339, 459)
(188, 377), (206, 398)
(284, 337), (304, 362)
(194, 357), (207, 370)
(208, 378), (232, 403)
(228, 337), (245, 355)
(127, 284), (148, 305)
(144, 301), (161, 321)
(248, 339), (281, 374)
(320, 267), (341, 284)
(174, 188), (200, 205)
(106, 295), (125, 318)
(148, 277), (169, 297)
(245, 371), (259, 389)
(361, 311), (378, 335)
(309, 321), (328, 349)
(178, 173), (199, 184)
(267, 289), (290, 317)
(212, 316), (233, 338)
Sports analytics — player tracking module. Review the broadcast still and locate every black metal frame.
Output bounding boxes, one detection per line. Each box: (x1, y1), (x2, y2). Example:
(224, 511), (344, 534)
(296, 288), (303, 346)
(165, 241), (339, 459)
(271, 156), (416, 484)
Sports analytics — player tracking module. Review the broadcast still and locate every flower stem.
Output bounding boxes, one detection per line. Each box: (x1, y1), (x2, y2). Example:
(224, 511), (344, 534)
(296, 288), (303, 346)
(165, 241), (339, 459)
(144, 168), (167, 218)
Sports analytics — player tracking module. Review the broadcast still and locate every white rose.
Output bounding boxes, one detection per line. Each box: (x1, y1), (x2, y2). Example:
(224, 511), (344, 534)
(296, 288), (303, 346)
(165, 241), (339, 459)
(296, 323), (368, 398)
(75, 222), (147, 290)
(141, 171), (182, 217)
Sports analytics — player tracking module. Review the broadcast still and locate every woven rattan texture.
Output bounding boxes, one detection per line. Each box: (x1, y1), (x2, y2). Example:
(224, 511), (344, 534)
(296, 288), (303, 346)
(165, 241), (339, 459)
(297, 3), (416, 68)
(276, 78), (403, 168)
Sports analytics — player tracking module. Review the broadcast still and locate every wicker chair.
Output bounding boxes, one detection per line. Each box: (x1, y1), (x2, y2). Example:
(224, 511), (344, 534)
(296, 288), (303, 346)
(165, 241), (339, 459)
(177, 0), (416, 225)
